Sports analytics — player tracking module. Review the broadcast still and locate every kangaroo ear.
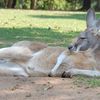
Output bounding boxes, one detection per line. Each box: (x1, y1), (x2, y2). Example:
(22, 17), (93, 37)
(86, 8), (96, 27)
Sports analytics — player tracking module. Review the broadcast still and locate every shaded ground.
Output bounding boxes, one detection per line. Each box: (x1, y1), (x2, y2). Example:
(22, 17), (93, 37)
(0, 76), (100, 100)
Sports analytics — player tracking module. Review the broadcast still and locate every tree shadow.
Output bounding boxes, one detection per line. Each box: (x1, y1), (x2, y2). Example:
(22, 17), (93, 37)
(28, 13), (100, 21)
(0, 27), (79, 47)
(28, 13), (86, 20)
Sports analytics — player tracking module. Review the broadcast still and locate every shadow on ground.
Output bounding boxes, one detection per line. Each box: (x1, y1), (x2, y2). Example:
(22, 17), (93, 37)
(28, 13), (100, 21)
(0, 27), (79, 47)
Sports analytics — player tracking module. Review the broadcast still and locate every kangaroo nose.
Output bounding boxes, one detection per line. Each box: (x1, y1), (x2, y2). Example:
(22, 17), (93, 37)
(68, 45), (73, 50)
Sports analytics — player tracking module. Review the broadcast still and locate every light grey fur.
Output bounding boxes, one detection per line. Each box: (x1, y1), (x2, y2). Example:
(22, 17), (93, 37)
(62, 8), (100, 77)
(68, 8), (100, 66)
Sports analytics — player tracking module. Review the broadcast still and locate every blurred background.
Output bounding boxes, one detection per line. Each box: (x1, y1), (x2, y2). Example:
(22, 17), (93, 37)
(0, 0), (100, 11)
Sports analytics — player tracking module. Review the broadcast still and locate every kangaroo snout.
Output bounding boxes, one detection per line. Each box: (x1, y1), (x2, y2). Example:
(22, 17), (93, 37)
(68, 45), (77, 51)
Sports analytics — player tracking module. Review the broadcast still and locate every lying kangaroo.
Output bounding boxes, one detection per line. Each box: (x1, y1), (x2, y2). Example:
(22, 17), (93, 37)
(64, 8), (100, 77)
(0, 43), (98, 78)
(0, 9), (100, 78)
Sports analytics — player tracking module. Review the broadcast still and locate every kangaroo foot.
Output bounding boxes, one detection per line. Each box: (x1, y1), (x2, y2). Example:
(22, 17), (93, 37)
(62, 71), (73, 78)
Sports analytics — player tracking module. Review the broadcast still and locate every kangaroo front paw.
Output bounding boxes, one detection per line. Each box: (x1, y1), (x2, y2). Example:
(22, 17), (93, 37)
(48, 71), (57, 77)
(62, 71), (73, 78)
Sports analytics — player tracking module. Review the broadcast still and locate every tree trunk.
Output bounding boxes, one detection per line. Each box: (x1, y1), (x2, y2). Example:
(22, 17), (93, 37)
(30, 0), (37, 9)
(81, 0), (91, 10)
(4, 0), (8, 8)
(7, 0), (13, 8)
(95, 0), (100, 10)
(48, 0), (53, 10)
(12, 0), (17, 8)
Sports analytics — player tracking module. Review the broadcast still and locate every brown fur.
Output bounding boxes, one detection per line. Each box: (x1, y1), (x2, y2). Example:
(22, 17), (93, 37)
(12, 41), (48, 52)
(64, 50), (96, 70)
(0, 42), (97, 77)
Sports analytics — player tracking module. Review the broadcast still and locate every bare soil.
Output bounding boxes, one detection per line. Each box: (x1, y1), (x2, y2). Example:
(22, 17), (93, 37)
(0, 76), (100, 100)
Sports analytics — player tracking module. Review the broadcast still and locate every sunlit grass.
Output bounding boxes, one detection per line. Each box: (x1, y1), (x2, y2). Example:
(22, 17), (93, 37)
(0, 9), (87, 47)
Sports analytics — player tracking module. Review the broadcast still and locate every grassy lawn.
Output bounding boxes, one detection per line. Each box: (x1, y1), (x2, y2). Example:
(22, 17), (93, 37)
(0, 9), (86, 47)
(0, 9), (100, 87)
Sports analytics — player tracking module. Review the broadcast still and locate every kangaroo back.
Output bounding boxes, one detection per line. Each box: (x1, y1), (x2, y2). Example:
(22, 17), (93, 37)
(12, 41), (48, 52)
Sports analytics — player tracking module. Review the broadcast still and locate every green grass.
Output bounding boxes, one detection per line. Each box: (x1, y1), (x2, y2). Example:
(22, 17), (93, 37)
(74, 76), (100, 88)
(0, 9), (86, 47)
(0, 9), (100, 87)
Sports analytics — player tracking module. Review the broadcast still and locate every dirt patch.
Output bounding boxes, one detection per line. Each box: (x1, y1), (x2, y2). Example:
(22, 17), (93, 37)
(0, 76), (100, 100)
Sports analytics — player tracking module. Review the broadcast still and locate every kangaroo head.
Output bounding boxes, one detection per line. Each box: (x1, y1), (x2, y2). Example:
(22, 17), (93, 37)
(68, 8), (100, 51)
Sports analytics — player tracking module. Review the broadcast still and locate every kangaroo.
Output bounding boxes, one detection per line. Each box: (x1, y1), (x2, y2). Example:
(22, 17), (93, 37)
(0, 44), (98, 78)
(64, 8), (100, 77)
